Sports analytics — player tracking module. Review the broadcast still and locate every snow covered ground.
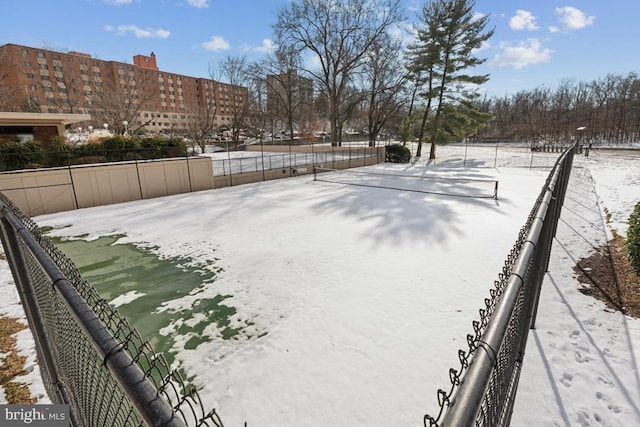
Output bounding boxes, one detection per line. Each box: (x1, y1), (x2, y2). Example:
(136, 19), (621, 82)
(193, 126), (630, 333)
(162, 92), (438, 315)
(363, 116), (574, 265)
(514, 152), (640, 426)
(0, 145), (638, 426)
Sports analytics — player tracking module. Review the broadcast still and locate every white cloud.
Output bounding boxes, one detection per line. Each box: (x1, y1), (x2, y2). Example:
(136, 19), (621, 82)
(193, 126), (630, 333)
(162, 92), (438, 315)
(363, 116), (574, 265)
(474, 40), (491, 54)
(490, 38), (552, 69)
(240, 39), (277, 53)
(510, 10), (538, 31)
(104, 25), (171, 39)
(202, 36), (230, 51)
(388, 22), (417, 47)
(304, 52), (322, 73)
(187, 0), (209, 8)
(254, 39), (276, 53)
(554, 7), (595, 30)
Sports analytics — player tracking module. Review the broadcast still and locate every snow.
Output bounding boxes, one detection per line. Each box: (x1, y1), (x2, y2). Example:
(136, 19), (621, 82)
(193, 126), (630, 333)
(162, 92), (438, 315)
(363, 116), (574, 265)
(0, 259), (50, 405)
(110, 290), (146, 308)
(0, 145), (639, 426)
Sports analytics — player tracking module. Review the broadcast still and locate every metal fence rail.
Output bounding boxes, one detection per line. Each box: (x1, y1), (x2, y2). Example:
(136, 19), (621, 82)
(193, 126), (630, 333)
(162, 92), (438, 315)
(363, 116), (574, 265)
(0, 192), (224, 427)
(211, 146), (382, 177)
(424, 143), (576, 426)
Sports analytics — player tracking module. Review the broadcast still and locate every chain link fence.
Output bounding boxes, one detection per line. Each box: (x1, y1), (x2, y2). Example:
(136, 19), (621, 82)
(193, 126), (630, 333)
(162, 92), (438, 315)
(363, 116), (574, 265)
(0, 192), (225, 427)
(211, 147), (382, 177)
(0, 139), (578, 426)
(424, 144), (577, 426)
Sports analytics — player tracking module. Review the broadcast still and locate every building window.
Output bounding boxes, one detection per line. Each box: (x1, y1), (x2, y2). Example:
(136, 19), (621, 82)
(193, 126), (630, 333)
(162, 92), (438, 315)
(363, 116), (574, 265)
(37, 52), (45, 58)
(26, 73), (35, 79)
(39, 63), (48, 70)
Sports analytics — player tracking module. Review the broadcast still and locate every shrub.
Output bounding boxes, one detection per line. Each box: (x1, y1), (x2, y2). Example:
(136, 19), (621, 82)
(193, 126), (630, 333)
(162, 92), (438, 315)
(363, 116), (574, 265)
(385, 143), (411, 163)
(45, 137), (75, 167)
(101, 136), (139, 162)
(0, 139), (45, 171)
(139, 137), (187, 159)
(628, 201), (640, 275)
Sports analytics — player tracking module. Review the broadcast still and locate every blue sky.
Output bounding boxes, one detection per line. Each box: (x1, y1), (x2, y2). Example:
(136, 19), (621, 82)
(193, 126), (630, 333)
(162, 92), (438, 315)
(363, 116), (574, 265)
(1, 0), (638, 98)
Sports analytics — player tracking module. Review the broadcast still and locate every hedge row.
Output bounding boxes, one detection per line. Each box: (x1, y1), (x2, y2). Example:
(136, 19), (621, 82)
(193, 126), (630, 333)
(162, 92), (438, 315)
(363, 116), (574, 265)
(0, 136), (188, 172)
(628, 201), (640, 275)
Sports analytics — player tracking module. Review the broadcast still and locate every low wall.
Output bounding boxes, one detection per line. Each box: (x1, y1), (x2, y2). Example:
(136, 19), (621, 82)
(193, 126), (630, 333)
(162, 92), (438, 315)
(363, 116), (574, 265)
(0, 146), (386, 216)
(0, 156), (214, 216)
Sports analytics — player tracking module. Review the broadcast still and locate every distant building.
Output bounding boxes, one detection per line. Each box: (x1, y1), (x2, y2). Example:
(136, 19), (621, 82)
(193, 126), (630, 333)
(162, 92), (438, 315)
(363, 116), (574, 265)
(0, 43), (247, 135)
(266, 70), (314, 130)
(0, 112), (91, 144)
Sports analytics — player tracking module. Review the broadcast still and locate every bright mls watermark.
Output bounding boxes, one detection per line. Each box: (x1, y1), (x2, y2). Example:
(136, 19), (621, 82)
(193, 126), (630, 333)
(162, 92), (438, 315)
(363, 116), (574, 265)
(1, 405), (69, 426)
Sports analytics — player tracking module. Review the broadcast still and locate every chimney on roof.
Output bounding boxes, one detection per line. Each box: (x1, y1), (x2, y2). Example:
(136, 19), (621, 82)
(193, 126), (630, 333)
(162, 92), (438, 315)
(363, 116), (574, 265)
(133, 52), (159, 70)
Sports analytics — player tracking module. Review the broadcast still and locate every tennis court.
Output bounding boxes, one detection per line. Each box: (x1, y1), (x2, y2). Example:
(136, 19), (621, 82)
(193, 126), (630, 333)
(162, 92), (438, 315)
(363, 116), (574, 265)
(36, 148), (554, 426)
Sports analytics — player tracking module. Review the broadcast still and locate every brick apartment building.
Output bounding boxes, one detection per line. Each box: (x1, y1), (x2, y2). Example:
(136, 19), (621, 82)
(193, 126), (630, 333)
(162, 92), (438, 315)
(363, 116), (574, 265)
(0, 43), (247, 136)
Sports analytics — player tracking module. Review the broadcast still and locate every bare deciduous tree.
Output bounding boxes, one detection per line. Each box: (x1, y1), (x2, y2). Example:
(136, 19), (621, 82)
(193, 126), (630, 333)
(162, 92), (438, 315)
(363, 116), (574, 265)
(360, 34), (408, 146)
(89, 69), (157, 135)
(244, 64), (272, 142)
(274, 0), (404, 145)
(214, 55), (250, 145)
(182, 67), (219, 153)
(253, 46), (314, 142)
